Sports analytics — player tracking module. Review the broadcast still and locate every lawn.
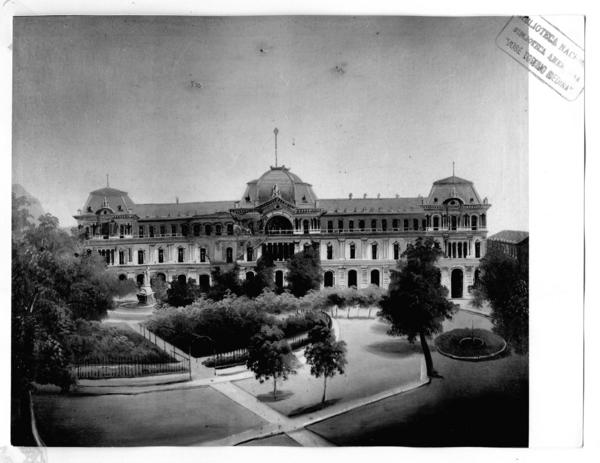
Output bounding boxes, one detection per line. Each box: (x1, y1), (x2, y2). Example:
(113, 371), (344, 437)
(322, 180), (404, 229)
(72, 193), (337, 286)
(68, 320), (173, 363)
(234, 316), (423, 416)
(307, 311), (529, 446)
(32, 386), (267, 446)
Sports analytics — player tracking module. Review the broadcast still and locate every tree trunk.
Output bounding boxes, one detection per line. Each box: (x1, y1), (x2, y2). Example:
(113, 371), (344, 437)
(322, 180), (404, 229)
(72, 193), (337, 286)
(419, 330), (435, 377)
(273, 377), (277, 400)
(322, 376), (327, 404)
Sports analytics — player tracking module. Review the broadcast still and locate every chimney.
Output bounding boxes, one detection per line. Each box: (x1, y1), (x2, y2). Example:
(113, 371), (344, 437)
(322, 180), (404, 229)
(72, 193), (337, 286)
(176, 197), (179, 205)
(349, 193), (353, 199)
(377, 193), (381, 199)
(363, 193), (367, 199)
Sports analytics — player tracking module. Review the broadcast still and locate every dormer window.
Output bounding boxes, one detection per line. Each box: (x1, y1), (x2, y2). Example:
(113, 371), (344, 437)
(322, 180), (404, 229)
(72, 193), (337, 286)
(245, 195), (251, 202)
(434, 198), (438, 203)
(470, 198), (474, 203)
(302, 195), (307, 202)
(87, 206), (93, 212)
(118, 205), (123, 211)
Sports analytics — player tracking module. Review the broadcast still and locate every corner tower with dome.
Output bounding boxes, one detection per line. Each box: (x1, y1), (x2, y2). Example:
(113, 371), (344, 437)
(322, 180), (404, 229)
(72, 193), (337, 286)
(74, 165), (490, 299)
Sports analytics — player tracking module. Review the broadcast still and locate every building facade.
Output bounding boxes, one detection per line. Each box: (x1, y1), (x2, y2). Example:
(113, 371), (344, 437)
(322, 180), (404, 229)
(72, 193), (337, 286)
(487, 230), (529, 275)
(74, 166), (490, 299)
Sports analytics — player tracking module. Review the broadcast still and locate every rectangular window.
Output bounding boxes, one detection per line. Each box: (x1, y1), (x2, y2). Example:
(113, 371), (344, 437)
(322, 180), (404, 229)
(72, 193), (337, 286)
(160, 225), (166, 236)
(327, 245), (333, 260)
(119, 251), (124, 265)
(413, 219), (419, 230)
(137, 250), (144, 265)
(371, 244), (377, 260)
(371, 219), (377, 231)
(158, 248), (164, 263)
(327, 221), (333, 233)
(227, 224), (234, 235)
(138, 226), (144, 238)
(181, 224), (189, 236)
(350, 244), (356, 259)
(193, 224), (200, 237)
(171, 224), (177, 236)
(149, 226), (155, 238)
(216, 224), (222, 236)
(392, 219), (399, 230)
(200, 248), (206, 262)
(338, 219), (343, 231)
(393, 243), (400, 260)
(247, 247), (253, 262)
(178, 248), (184, 263)
(349, 220), (354, 232)
(382, 219), (387, 231)
(226, 247), (233, 263)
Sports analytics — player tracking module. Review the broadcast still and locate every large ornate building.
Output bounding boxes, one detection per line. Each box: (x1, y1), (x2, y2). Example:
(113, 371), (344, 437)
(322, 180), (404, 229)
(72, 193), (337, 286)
(75, 165), (490, 299)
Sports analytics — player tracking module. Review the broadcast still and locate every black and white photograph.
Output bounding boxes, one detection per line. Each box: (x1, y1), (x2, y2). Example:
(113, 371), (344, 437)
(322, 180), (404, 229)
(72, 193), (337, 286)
(4, 3), (589, 460)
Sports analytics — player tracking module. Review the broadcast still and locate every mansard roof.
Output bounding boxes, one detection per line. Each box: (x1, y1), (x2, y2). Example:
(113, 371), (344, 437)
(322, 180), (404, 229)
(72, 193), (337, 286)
(320, 197), (423, 214)
(134, 201), (236, 219)
(82, 187), (136, 213)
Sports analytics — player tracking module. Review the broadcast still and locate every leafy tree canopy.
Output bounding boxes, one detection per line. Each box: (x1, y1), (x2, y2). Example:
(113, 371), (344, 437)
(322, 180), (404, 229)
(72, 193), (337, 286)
(286, 246), (322, 297)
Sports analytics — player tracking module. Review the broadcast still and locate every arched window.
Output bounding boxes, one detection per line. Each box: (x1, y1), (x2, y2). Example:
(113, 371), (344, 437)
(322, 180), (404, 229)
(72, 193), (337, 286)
(475, 241), (481, 258)
(471, 215), (478, 230)
(371, 243), (378, 260)
(324, 271), (334, 287)
(327, 244), (333, 260)
(178, 247), (184, 263)
(226, 247), (233, 263)
(246, 271), (255, 281)
(370, 269), (380, 286)
(464, 215), (470, 227)
(247, 246), (253, 262)
(349, 243), (356, 259)
(158, 248), (164, 263)
(393, 242), (400, 260)
(303, 219), (309, 234)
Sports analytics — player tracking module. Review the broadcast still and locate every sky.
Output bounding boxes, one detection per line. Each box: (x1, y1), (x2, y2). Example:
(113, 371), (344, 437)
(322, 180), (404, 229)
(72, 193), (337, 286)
(12, 16), (528, 233)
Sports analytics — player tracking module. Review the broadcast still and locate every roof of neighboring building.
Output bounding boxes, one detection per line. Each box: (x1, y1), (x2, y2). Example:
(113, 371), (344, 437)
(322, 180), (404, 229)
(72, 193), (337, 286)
(487, 230), (529, 244)
(319, 197), (423, 214)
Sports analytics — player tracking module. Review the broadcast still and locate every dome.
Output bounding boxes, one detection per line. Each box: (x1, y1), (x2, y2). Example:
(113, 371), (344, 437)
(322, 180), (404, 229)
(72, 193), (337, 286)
(241, 166), (318, 206)
(81, 187), (135, 214)
(425, 175), (483, 205)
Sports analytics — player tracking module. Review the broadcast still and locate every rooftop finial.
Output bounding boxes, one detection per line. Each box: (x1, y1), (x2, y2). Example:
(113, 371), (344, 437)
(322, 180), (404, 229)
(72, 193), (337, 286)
(452, 161), (455, 178)
(106, 173), (109, 188)
(274, 128), (279, 167)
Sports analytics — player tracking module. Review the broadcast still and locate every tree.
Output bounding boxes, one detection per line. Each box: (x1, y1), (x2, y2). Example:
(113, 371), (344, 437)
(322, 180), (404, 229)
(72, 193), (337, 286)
(246, 325), (296, 399)
(473, 249), (529, 354)
(208, 265), (243, 300)
(286, 246), (322, 297)
(243, 251), (275, 297)
(304, 318), (347, 404)
(12, 193), (33, 239)
(378, 237), (456, 377)
(167, 277), (199, 307)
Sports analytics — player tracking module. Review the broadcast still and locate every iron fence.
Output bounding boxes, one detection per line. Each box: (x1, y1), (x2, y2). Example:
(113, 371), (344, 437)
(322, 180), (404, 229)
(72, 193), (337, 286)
(74, 355), (190, 380)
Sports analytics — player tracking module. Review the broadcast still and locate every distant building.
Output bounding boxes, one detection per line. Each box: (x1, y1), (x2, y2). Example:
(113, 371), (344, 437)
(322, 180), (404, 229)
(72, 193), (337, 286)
(74, 165), (491, 299)
(486, 230), (529, 273)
